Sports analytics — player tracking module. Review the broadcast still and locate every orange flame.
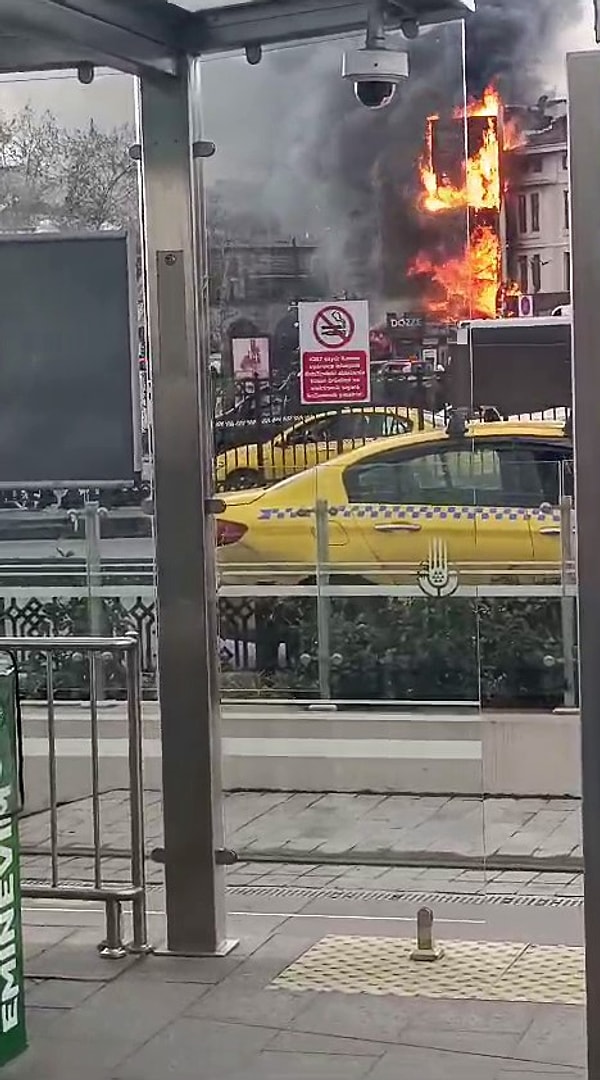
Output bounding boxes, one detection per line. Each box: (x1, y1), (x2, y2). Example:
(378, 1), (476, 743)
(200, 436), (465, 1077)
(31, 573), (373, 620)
(419, 87), (503, 215)
(411, 84), (522, 321)
(409, 224), (501, 321)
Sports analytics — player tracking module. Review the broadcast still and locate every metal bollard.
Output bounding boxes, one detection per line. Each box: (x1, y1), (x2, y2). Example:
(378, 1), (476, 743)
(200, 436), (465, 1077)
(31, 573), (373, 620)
(410, 907), (443, 962)
(99, 899), (127, 960)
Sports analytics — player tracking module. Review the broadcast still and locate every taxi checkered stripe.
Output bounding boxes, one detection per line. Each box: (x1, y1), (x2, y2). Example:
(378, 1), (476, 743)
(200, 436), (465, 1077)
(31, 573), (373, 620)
(257, 505), (561, 522)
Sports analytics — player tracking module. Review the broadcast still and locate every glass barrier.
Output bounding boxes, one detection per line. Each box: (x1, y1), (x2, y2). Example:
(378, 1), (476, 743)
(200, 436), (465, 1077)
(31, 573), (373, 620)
(203, 19), (491, 895)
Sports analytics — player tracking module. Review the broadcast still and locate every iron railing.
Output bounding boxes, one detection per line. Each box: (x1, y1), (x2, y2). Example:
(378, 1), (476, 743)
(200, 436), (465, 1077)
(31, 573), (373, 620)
(11, 634), (149, 958)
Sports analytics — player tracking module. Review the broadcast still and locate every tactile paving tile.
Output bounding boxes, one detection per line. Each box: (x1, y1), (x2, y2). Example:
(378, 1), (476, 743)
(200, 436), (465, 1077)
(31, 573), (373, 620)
(500, 944), (585, 1004)
(271, 935), (585, 1005)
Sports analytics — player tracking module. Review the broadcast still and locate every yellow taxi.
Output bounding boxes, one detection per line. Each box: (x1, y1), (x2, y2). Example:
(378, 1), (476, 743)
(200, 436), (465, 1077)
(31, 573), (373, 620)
(215, 406), (434, 490)
(215, 419), (573, 588)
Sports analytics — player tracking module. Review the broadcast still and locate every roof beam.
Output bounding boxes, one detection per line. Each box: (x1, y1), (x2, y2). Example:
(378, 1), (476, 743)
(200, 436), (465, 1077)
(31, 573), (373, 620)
(189, 0), (475, 54)
(0, 0), (475, 75)
(0, 0), (188, 75)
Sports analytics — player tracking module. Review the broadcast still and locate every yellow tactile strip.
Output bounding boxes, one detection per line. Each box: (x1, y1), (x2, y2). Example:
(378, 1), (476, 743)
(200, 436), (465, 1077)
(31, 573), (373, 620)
(271, 935), (585, 1006)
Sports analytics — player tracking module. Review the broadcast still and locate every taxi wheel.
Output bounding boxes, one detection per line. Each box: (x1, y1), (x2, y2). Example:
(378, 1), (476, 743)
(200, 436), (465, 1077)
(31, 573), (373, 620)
(223, 468), (263, 491)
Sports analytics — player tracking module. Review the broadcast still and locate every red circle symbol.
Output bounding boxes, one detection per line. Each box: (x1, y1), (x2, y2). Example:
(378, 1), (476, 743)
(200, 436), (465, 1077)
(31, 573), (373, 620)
(313, 305), (355, 349)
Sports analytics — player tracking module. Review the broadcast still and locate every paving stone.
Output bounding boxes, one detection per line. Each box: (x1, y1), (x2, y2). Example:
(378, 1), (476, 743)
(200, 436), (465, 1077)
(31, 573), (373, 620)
(260, 1029), (383, 1056)
(364, 1045), (502, 1079)
(227, 1049), (379, 1079)
(289, 991), (416, 1042)
(496, 1073), (584, 1079)
(122, 951), (245, 985)
(392, 999), (536, 1035)
(399, 1027), (521, 1056)
(47, 977), (203, 1047)
(186, 973), (309, 1026)
(113, 1017), (276, 1079)
(1, 1035), (137, 1079)
(19, 792), (583, 874)
(26, 931), (138, 981)
(514, 1006), (586, 1068)
(25, 977), (104, 1009)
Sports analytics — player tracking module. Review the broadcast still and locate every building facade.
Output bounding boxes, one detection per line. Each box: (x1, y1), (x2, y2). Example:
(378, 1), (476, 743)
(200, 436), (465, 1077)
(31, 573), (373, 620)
(505, 102), (571, 313)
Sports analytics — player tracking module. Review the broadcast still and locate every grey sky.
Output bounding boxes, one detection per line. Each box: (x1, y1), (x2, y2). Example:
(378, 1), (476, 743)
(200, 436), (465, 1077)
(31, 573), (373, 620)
(0, 1), (594, 189)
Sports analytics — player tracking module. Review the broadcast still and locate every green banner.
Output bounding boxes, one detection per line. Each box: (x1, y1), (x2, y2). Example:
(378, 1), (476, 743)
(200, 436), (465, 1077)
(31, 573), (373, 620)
(0, 664), (27, 1066)
(0, 665), (19, 819)
(0, 813), (26, 1066)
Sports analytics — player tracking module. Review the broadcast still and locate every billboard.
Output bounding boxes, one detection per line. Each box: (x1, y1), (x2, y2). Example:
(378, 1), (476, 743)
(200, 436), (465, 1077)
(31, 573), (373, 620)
(448, 317), (572, 414)
(0, 231), (139, 488)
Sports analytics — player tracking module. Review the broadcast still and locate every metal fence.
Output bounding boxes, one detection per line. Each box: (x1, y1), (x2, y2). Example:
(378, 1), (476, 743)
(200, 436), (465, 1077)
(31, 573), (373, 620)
(212, 376), (571, 491)
(14, 634), (149, 958)
(0, 587), (575, 709)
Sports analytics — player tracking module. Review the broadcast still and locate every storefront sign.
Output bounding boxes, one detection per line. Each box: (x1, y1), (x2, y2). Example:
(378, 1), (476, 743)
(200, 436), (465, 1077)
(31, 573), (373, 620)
(386, 313), (424, 330)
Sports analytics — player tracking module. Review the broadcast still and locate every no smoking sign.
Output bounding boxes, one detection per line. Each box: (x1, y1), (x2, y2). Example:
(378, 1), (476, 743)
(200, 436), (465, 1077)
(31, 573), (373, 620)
(313, 305), (355, 349)
(299, 300), (370, 405)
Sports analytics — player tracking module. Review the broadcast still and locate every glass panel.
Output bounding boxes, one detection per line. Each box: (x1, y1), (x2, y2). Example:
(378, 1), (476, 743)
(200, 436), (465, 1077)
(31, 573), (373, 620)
(0, 71), (147, 705)
(207, 20), (487, 899)
(463, 8), (582, 941)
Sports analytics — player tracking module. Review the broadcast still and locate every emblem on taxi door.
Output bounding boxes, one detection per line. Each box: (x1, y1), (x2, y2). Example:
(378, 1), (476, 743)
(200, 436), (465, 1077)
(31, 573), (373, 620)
(417, 538), (459, 598)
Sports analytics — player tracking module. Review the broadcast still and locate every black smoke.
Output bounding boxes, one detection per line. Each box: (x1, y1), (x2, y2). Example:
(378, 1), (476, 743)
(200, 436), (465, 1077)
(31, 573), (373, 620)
(263, 0), (584, 299)
(203, 1), (585, 301)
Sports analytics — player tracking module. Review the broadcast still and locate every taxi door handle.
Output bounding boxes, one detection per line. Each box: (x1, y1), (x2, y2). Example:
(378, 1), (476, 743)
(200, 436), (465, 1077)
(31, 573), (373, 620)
(374, 523), (422, 532)
(539, 527), (561, 536)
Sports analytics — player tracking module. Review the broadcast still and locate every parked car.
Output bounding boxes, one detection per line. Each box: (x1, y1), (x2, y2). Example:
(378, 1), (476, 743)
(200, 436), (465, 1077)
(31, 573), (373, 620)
(216, 406), (432, 490)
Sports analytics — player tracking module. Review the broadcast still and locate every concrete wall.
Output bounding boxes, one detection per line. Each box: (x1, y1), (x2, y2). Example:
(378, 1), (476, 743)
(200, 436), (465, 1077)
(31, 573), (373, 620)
(20, 705), (581, 809)
(220, 709), (581, 797)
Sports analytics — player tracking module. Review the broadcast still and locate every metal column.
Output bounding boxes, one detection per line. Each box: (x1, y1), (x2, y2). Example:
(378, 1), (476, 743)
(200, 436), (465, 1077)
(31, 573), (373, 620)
(568, 50), (600, 1078)
(137, 60), (231, 955)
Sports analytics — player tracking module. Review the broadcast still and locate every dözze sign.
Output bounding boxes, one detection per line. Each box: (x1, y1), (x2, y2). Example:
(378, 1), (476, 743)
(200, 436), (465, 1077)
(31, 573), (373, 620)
(299, 300), (370, 405)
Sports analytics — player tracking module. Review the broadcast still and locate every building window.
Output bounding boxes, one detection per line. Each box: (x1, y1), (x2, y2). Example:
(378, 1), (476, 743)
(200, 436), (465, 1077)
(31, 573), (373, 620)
(562, 152), (568, 171)
(565, 250), (571, 291)
(518, 194), (528, 234)
(531, 192), (540, 233)
(530, 155), (543, 173)
(564, 189), (570, 231)
(518, 256), (529, 294)
(531, 254), (542, 293)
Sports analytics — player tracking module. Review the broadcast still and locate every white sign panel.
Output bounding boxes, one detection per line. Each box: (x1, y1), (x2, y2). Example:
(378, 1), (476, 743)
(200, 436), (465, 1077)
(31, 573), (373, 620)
(298, 299), (370, 405)
(232, 337), (270, 380)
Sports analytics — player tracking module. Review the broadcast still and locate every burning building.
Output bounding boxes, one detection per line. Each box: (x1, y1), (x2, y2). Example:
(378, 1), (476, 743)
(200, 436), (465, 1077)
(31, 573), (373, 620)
(408, 86), (522, 322)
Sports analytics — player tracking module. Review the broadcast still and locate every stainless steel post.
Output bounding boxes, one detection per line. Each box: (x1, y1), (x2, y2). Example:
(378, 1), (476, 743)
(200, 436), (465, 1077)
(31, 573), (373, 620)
(137, 61), (230, 955)
(125, 636), (150, 954)
(83, 502), (105, 701)
(100, 898), (126, 960)
(560, 494), (576, 710)
(46, 652), (59, 889)
(315, 498), (331, 701)
(568, 50), (600, 1078)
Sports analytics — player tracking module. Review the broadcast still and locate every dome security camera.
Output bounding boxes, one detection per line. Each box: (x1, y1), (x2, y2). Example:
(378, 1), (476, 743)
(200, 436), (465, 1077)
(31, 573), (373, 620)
(342, 46), (409, 109)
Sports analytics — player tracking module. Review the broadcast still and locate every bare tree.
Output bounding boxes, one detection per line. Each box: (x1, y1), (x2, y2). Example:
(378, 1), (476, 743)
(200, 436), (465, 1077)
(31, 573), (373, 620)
(0, 107), (138, 232)
(60, 119), (138, 230)
(0, 107), (63, 228)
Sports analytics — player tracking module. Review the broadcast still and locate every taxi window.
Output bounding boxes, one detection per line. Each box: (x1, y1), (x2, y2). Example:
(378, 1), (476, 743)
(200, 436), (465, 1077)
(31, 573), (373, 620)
(343, 440), (562, 507)
(285, 416), (334, 444)
(337, 412), (410, 440)
(286, 411), (409, 445)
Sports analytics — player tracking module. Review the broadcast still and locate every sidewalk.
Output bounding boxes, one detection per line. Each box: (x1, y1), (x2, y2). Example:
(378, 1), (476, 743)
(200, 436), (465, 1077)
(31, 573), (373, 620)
(5, 913), (586, 1079)
(19, 791), (583, 885)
